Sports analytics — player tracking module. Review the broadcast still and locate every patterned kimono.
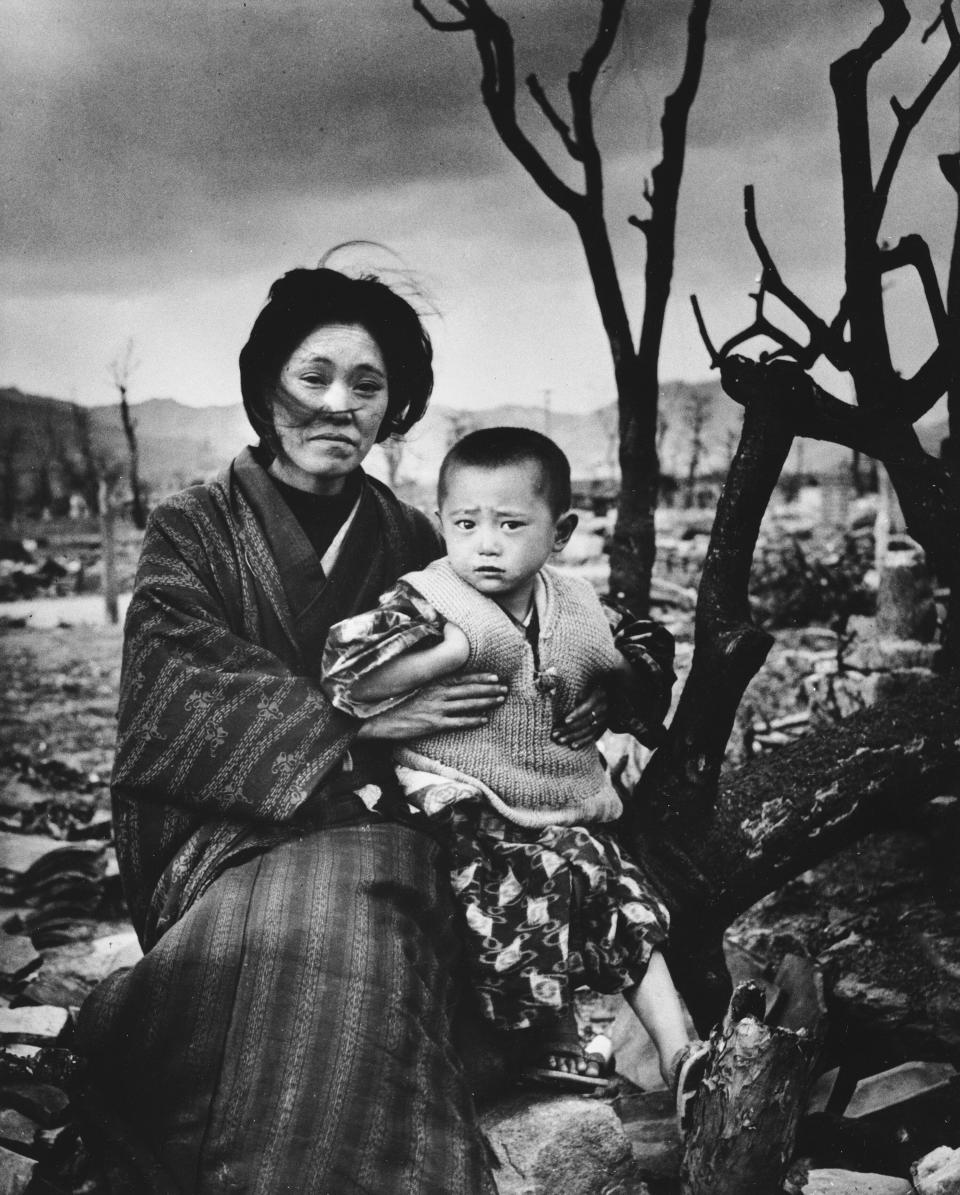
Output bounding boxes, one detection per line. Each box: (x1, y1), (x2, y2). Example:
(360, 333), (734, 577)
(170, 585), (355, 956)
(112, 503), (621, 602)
(75, 448), (495, 1194)
(323, 571), (676, 1031)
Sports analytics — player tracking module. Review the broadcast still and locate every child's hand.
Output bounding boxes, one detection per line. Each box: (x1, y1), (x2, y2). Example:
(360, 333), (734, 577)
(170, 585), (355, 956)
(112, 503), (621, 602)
(441, 621), (470, 667)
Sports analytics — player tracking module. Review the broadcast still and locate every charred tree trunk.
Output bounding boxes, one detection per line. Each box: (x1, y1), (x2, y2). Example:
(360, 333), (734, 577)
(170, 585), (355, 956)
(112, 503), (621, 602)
(118, 387), (146, 531)
(99, 479), (119, 626)
(681, 984), (821, 1195)
(620, 356), (960, 1033)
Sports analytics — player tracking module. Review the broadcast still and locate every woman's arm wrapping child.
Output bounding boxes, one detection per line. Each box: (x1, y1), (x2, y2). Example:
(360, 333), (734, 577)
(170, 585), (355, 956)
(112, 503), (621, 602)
(322, 580), (474, 717)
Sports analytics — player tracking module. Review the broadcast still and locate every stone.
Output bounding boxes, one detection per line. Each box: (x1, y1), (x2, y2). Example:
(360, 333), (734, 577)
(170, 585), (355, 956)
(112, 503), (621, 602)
(482, 1093), (649, 1195)
(616, 1090), (681, 1180)
(792, 1168), (911, 1194)
(773, 954), (827, 1036)
(912, 1145), (960, 1194)
(40, 930), (141, 989)
(0, 938), (41, 985)
(875, 560), (938, 641)
(0, 783), (46, 815)
(843, 636), (940, 672)
(0, 836), (65, 880)
(0, 1108), (37, 1150)
(0, 1081), (70, 1127)
(844, 1062), (957, 1121)
(0, 1143), (36, 1194)
(806, 1068), (841, 1116)
(0, 1007), (69, 1046)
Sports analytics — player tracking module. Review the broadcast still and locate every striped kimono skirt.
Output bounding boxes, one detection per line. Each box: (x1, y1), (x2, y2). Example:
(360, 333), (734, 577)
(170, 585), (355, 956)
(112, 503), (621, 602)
(76, 821), (495, 1194)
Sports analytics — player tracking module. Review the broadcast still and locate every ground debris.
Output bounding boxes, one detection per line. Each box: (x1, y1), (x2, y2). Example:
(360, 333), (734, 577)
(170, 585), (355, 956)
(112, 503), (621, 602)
(913, 1145), (960, 1194)
(783, 1165), (911, 1194)
(0, 1141), (37, 1194)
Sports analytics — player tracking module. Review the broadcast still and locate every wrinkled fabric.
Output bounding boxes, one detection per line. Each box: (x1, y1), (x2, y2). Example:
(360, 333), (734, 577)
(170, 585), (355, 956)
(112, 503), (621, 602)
(77, 827), (496, 1194)
(440, 803), (671, 1030)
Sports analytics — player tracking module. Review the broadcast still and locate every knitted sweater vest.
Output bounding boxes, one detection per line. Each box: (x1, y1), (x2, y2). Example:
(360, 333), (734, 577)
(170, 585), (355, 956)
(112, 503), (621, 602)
(396, 558), (624, 828)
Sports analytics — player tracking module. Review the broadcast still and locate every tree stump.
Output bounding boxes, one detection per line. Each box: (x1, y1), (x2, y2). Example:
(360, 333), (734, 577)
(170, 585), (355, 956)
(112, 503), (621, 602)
(681, 982), (820, 1195)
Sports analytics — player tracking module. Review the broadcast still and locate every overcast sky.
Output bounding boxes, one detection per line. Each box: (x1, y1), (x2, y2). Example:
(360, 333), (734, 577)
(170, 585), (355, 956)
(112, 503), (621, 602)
(2, 0), (956, 413)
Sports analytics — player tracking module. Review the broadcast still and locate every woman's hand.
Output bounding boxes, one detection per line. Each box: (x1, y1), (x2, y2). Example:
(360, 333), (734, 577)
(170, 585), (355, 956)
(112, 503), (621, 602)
(355, 673), (507, 740)
(551, 685), (609, 750)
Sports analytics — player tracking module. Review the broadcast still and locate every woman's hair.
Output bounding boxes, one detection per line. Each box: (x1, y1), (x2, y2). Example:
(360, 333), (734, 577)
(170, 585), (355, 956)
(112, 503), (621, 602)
(438, 427), (572, 517)
(239, 266), (434, 447)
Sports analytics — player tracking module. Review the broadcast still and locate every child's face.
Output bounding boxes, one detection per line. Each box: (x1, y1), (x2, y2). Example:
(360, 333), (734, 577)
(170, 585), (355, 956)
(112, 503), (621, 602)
(438, 462), (574, 607)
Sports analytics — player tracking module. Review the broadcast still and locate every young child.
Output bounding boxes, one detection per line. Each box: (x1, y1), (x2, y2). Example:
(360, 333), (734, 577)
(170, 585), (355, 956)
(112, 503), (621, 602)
(322, 427), (707, 1117)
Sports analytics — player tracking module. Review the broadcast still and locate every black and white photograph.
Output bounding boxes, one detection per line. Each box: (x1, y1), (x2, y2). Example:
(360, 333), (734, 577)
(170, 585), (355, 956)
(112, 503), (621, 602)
(1, 2), (959, 1191)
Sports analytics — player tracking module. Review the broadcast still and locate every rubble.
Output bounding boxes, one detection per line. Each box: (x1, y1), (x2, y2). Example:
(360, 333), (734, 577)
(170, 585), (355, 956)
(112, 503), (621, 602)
(786, 1168), (911, 1194)
(0, 1143), (37, 1194)
(482, 1093), (649, 1195)
(844, 1061), (957, 1123)
(913, 1145), (960, 1194)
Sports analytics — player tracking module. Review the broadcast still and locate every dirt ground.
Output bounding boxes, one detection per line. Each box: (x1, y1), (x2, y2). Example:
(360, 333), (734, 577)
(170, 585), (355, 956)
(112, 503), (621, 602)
(0, 622), (122, 780)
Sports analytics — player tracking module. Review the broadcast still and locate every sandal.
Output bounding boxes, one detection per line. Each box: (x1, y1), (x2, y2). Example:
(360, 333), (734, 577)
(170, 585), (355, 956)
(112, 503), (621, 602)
(522, 1032), (615, 1093)
(671, 1039), (710, 1132)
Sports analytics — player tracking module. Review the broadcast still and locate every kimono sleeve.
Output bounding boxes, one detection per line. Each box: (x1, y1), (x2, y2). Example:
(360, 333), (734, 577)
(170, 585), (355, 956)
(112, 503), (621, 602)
(602, 602), (677, 747)
(321, 580), (445, 717)
(112, 497), (357, 824)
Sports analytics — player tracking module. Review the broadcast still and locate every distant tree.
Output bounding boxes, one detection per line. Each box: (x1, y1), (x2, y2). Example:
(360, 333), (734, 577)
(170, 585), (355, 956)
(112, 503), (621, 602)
(379, 436), (405, 490)
(416, 0), (712, 614)
(682, 388), (712, 507)
(35, 415), (70, 517)
(109, 339), (147, 529)
(0, 425), (23, 523)
(446, 410), (478, 450)
(71, 403), (102, 516)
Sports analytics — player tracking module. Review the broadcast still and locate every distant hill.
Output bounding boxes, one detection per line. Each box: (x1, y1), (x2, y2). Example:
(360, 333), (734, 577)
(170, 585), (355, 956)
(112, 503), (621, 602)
(0, 381), (948, 515)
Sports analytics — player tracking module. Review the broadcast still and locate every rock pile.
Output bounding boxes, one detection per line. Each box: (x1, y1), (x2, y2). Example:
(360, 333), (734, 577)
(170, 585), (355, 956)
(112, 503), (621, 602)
(0, 759), (138, 1193)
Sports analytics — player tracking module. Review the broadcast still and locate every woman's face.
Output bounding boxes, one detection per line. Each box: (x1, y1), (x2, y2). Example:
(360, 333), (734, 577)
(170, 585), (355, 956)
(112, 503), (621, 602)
(269, 323), (390, 494)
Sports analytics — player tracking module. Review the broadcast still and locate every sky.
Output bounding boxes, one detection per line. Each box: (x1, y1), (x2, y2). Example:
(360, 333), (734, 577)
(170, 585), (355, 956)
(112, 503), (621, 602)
(1, 0), (957, 414)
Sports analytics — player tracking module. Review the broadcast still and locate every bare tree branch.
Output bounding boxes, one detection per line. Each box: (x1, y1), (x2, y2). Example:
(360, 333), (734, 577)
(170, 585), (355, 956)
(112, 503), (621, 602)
(525, 72), (580, 159)
(415, 0), (585, 215)
(719, 355), (917, 460)
(874, 0), (960, 230)
(566, 0), (627, 201)
(634, 0), (711, 350)
(830, 0), (911, 395)
(743, 186), (850, 370)
(689, 294), (721, 367)
(411, 0), (470, 31)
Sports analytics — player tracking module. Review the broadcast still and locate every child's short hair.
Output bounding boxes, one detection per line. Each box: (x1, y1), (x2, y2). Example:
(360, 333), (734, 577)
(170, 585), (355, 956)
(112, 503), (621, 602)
(438, 427), (572, 517)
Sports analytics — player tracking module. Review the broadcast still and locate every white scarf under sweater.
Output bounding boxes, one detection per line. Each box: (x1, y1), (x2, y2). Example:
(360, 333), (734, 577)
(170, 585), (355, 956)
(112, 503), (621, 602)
(396, 558), (624, 828)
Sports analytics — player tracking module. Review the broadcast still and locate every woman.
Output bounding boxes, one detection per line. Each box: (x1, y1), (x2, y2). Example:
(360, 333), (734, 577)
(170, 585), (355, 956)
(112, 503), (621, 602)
(75, 266), (511, 1193)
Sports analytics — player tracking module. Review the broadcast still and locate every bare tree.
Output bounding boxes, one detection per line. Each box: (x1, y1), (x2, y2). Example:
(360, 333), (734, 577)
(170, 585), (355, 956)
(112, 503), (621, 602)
(415, 0), (712, 614)
(109, 338), (147, 530)
(627, 0), (960, 1076)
